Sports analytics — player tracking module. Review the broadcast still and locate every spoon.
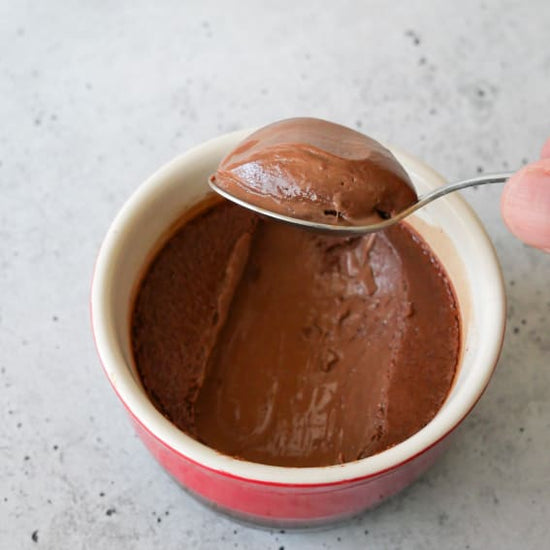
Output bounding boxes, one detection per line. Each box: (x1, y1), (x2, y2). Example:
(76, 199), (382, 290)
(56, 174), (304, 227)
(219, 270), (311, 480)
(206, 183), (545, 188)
(209, 171), (512, 236)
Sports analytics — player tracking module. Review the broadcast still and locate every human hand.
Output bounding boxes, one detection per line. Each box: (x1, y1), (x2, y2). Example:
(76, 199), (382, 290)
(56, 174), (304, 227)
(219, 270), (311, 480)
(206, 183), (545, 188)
(501, 138), (550, 252)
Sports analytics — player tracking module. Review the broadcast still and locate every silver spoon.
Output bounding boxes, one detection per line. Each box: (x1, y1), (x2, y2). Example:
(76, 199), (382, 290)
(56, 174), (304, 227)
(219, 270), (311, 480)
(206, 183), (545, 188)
(209, 171), (512, 236)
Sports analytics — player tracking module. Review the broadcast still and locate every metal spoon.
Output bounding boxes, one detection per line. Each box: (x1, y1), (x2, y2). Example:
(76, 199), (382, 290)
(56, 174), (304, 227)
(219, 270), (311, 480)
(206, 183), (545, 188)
(209, 172), (512, 236)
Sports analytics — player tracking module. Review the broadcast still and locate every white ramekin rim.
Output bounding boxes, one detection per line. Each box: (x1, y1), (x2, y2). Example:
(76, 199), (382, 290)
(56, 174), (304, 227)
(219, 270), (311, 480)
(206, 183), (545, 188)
(91, 129), (506, 486)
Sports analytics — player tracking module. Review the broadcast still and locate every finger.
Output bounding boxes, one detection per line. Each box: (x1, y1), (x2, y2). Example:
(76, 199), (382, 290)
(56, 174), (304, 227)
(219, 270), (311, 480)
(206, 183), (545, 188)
(501, 159), (550, 252)
(541, 137), (550, 159)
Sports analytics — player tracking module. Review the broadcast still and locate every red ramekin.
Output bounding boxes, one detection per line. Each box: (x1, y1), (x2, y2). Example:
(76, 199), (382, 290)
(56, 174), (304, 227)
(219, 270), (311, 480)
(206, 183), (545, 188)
(91, 129), (506, 528)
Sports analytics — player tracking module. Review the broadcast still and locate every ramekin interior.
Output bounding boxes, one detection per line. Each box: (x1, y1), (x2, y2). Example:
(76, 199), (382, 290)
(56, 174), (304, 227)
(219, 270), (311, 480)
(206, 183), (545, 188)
(91, 129), (506, 485)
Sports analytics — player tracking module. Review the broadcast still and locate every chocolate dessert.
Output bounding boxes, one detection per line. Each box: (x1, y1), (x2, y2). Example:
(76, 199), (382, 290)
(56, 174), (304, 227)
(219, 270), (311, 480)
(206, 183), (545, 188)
(210, 117), (418, 225)
(131, 200), (460, 467)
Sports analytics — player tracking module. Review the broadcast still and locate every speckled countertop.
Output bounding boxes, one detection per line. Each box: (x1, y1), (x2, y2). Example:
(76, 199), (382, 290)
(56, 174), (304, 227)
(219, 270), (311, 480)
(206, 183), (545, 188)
(1, 1), (549, 548)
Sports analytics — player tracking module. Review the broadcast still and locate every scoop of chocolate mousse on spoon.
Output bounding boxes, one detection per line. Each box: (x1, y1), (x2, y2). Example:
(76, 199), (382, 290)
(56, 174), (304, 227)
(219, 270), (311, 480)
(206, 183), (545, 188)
(208, 117), (511, 236)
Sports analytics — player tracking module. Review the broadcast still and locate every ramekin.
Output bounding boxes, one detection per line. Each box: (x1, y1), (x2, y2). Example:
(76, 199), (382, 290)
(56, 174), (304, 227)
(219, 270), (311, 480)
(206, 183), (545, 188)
(91, 129), (506, 528)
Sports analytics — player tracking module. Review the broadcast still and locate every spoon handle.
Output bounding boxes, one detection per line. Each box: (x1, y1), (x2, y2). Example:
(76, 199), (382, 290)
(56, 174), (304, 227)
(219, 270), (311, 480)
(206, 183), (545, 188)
(394, 171), (514, 222)
(419, 171), (512, 202)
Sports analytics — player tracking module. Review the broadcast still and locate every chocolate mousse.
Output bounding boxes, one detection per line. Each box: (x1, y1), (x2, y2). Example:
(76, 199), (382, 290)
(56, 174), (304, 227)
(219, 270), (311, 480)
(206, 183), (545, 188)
(210, 117), (418, 225)
(131, 200), (460, 467)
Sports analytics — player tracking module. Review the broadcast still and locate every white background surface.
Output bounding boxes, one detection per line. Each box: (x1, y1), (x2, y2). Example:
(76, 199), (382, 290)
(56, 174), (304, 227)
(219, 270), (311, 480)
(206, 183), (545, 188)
(1, 1), (549, 548)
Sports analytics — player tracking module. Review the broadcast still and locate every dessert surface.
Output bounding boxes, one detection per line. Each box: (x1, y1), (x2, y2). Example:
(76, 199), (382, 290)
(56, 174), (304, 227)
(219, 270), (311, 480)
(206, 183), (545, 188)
(132, 200), (460, 467)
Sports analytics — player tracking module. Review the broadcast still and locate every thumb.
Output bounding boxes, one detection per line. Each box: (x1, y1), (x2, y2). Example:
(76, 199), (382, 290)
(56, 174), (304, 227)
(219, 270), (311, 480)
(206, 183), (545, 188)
(501, 158), (550, 252)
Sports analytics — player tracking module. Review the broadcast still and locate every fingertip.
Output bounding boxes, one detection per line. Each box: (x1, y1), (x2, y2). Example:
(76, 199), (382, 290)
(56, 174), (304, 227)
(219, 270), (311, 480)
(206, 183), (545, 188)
(541, 138), (550, 160)
(501, 159), (550, 251)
